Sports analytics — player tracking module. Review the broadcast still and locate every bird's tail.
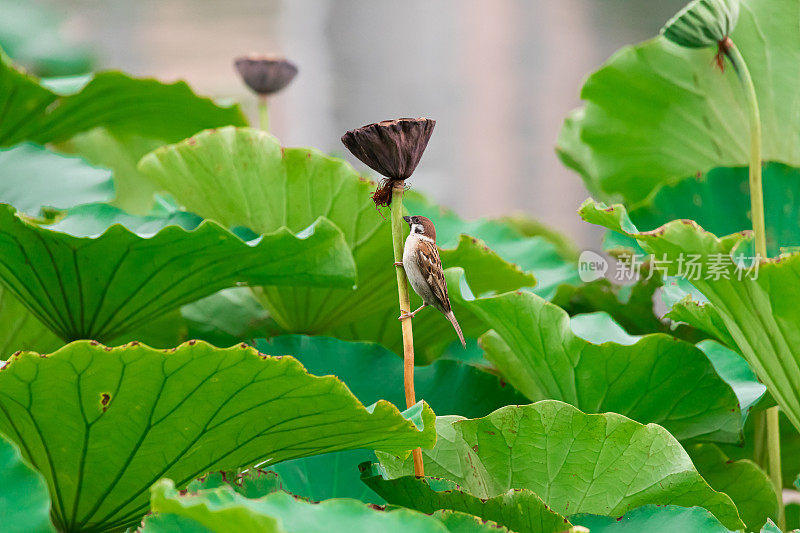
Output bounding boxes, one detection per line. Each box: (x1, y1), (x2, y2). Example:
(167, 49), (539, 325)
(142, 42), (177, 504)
(446, 310), (466, 348)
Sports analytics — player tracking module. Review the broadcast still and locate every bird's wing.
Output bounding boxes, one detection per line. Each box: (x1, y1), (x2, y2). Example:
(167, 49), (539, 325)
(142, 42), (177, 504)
(415, 239), (451, 313)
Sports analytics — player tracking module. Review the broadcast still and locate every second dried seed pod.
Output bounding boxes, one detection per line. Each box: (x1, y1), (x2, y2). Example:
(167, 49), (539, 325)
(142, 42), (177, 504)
(234, 55), (298, 96)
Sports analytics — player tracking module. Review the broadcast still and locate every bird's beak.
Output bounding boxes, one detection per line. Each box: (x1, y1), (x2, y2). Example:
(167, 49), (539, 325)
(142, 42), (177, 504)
(403, 216), (411, 225)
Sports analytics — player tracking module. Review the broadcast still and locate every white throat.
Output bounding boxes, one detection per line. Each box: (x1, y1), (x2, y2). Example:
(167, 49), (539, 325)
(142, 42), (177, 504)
(409, 232), (434, 243)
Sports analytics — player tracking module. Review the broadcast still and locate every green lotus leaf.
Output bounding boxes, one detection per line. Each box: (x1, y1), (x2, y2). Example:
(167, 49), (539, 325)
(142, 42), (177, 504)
(571, 505), (733, 533)
(0, 48), (54, 145)
(438, 234), (536, 296)
(140, 513), (214, 532)
(138, 126), (395, 335)
(696, 340), (768, 422)
(760, 519), (782, 533)
(376, 402), (744, 531)
(0, 432), (55, 533)
(431, 510), (512, 532)
(628, 163), (800, 258)
(0, 341), (436, 532)
(0, 49), (246, 147)
(579, 200), (744, 259)
(0, 202), (354, 342)
(258, 335), (526, 419)
(145, 509), (512, 533)
(180, 470), (506, 527)
(47, 201), (201, 236)
(150, 480), (279, 532)
(192, 451), (387, 506)
(552, 264), (706, 343)
(687, 443), (778, 531)
(496, 212), (580, 261)
(580, 198), (800, 432)
(0, 286), (187, 359)
(464, 286), (749, 442)
(110, 308), (188, 350)
(182, 288), (276, 348)
(270, 450), (385, 504)
(147, 479), (463, 533)
(719, 409), (800, 491)
(552, 263), (662, 332)
(557, 109), (600, 197)
(662, 278), (738, 349)
(662, 281), (777, 413)
(187, 470), (283, 500)
(788, 504), (800, 531)
(661, 0), (739, 48)
(361, 462), (571, 533)
(250, 335), (525, 505)
(557, 0), (800, 203)
(0, 285), (61, 358)
(0, 143), (113, 217)
(58, 128), (164, 214)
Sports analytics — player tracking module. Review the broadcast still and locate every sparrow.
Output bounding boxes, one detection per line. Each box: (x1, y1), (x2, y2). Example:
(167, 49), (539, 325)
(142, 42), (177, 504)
(395, 215), (466, 347)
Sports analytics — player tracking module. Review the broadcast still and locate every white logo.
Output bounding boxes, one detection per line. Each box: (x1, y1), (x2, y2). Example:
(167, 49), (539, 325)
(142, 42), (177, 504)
(578, 251), (608, 282)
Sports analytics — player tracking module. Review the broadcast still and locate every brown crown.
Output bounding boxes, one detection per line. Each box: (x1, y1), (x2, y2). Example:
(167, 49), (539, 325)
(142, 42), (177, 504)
(405, 215), (436, 241)
(234, 55), (298, 95)
(341, 118), (435, 180)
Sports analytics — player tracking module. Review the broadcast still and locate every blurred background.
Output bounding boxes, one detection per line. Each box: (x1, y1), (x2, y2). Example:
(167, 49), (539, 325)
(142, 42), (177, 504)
(3, 0), (687, 247)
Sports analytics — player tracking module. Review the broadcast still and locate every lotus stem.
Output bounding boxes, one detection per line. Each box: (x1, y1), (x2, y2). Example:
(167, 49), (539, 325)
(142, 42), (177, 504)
(258, 95), (270, 132)
(390, 180), (424, 477)
(724, 38), (782, 528)
(767, 406), (785, 528)
(722, 39), (766, 256)
(753, 413), (766, 467)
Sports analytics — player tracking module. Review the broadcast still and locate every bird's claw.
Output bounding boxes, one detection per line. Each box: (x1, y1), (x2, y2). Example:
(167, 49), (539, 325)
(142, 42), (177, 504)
(398, 312), (414, 320)
(393, 262), (403, 267)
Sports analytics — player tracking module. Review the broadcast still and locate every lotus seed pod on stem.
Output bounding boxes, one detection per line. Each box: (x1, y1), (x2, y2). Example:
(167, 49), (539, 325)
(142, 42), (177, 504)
(342, 117), (436, 477)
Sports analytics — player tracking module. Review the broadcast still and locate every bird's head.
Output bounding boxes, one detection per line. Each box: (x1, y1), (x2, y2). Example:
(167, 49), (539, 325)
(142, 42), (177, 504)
(403, 215), (436, 241)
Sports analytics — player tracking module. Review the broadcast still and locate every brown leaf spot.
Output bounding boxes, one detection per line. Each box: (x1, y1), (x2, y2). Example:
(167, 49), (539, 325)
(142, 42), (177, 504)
(100, 393), (112, 412)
